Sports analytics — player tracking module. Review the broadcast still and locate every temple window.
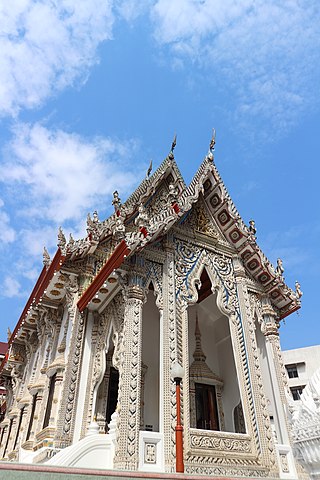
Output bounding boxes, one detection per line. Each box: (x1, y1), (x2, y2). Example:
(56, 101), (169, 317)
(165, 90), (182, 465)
(13, 407), (24, 450)
(26, 393), (37, 441)
(43, 373), (56, 429)
(3, 418), (13, 457)
(106, 366), (119, 425)
(0, 425), (6, 449)
(26, 393), (38, 440)
(95, 340), (119, 434)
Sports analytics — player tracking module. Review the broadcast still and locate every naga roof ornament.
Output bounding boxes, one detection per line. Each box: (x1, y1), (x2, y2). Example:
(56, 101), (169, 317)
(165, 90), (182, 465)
(57, 226), (66, 251)
(43, 246), (50, 267)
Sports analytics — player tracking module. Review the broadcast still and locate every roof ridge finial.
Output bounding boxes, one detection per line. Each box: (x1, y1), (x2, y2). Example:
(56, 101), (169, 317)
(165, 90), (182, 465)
(146, 159), (153, 178)
(209, 128), (216, 152)
(169, 133), (177, 159)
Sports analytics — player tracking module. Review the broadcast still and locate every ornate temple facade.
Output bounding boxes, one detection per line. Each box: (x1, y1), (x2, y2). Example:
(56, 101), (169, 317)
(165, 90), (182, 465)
(0, 140), (304, 478)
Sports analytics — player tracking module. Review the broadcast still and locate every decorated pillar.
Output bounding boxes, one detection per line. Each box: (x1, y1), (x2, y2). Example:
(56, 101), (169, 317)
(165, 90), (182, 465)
(54, 309), (86, 448)
(162, 236), (178, 472)
(233, 257), (276, 472)
(53, 276), (84, 449)
(114, 273), (145, 470)
(261, 298), (298, 479)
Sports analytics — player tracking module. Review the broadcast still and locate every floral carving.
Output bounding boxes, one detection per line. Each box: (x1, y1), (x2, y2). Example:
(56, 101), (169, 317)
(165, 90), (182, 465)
(190, 432), (250, 452)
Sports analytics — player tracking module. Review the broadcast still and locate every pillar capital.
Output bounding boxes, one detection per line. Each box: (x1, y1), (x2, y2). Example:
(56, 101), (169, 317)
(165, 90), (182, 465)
(232, 256), (246, 279)
(260, 296), (279, 321)
(125, 284), (145, 302)
(261, 320), (279, 337)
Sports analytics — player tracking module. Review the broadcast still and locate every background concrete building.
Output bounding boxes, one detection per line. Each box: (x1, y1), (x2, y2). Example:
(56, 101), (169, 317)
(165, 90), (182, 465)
(283, 345), (320, 401)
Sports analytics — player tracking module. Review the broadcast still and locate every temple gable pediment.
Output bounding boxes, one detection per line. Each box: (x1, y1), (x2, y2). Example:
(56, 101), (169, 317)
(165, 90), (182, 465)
(178, 196), (223, 245)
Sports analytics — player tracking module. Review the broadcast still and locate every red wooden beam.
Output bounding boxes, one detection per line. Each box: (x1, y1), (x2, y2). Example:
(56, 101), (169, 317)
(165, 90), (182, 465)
(77, 240), (130, 312)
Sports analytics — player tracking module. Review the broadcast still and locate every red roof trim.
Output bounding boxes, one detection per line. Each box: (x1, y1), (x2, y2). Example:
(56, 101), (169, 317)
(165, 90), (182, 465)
(7, 265), (46, 348)
(78, 240), (130, 312)
(279, 304), (300, 320)
(0, 248), (65, 374)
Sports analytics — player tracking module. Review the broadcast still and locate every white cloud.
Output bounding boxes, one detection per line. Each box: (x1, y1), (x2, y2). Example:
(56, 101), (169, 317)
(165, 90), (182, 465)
(0, 123), (146, 308)
(2, 276), (23, 298)
(0, 0), (114, 116)
(2, 123), (141, 224)
(0, 199), (16, 244)
(115, 0), (152, 22)
(150, 0), (320, 131)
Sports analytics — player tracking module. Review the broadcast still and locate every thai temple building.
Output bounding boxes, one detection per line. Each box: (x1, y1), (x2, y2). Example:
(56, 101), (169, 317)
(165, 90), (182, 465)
(0, 137), (306, 478)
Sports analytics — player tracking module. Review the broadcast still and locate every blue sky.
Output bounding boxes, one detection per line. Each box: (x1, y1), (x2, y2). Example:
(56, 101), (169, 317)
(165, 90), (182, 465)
(0, 0), (319, 350)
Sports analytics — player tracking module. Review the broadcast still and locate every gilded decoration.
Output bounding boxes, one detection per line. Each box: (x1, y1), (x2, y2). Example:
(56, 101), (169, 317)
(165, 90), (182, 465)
(180, 198), (219, 241)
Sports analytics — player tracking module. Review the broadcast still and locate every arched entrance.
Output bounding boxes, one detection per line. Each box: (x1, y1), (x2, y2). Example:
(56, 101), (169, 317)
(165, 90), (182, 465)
(188, 269), (245, 434)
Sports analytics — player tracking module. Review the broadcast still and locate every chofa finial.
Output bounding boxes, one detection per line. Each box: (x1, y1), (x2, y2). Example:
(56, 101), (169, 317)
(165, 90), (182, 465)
(170, 134), (177, 156)
(209, 128), (216, 152)
(146, 159), (152, 178)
